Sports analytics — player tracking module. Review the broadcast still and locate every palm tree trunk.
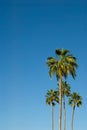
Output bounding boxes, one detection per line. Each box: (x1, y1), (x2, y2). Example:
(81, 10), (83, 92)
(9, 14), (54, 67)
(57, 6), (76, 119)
(58, 78), (62, 130)
(51, 104), (54, 130)
(71, 106), (75, 130)
(63, 96), (66, 130)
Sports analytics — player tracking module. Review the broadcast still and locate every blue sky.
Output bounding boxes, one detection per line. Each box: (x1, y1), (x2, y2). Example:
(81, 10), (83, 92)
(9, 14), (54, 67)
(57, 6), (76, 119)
(0, 0), (87, 130)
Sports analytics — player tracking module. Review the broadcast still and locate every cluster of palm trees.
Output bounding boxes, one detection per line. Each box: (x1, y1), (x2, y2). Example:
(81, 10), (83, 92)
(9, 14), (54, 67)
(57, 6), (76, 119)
(45, 49), (82, 130)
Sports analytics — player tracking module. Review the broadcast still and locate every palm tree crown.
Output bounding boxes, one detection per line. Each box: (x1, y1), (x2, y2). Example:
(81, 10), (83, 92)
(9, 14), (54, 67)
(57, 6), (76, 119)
(46, 89), (59, 106)
(46, 49), (78, 80)
(68, 92), (82, 108)
(62, 81), (71, 97)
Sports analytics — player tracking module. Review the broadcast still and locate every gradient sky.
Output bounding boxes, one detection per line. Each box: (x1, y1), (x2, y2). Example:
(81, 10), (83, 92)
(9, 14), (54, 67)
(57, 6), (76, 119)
(0, 0), (87, 130)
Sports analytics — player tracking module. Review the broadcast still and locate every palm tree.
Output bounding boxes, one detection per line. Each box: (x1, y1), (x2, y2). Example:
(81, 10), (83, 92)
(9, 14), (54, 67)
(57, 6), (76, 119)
(46, 48), (78, 130)
(46, 89), (59, 130)
(68, 92), (82, 130)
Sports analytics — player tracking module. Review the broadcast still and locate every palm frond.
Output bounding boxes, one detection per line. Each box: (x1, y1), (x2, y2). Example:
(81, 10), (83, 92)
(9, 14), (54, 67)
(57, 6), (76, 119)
(55, 49), (69, 56)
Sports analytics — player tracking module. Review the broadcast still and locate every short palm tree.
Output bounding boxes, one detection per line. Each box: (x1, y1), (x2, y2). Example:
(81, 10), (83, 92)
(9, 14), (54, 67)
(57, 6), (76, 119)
(46, 89), (59, 130)
(46, 48), (78, 130)
(68, 92), (82, 130)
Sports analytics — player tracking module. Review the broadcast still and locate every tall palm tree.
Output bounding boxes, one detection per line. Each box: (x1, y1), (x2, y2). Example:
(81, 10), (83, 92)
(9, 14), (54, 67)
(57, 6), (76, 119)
(46, 48), (78, 130)
(46, 89), (59, 130)
(68, 92), (82, 130)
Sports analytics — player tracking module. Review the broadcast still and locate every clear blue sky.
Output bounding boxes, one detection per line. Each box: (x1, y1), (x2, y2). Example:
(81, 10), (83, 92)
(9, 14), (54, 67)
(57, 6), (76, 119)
(0, 0), (87, 130)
